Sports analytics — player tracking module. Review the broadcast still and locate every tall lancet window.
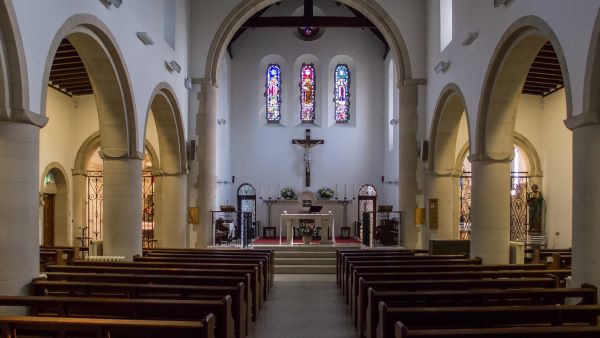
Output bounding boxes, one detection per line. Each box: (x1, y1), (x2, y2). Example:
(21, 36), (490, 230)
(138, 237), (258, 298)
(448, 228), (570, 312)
(300, 63), (316, 122)
(334, 64), (350, 123)
(265, 64), (282, 122)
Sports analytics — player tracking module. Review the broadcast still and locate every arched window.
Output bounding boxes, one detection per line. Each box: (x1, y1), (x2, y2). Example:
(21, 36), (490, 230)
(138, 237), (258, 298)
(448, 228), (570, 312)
(334, 64), (350, 123)
(237, 183), (257, 230)
(300, 63), (316, 122)
(358, 184), (377, 246)
(265, 64), (282, 122)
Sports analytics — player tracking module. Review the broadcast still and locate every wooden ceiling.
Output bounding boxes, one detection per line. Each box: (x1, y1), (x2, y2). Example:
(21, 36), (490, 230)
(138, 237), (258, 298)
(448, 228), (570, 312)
(522, 42), (564, 97)
(228, 0), (389, 58)
(48, 39), (93, 96)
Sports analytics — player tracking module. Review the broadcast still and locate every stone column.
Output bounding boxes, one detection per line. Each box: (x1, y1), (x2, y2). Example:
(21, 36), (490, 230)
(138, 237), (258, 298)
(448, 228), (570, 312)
(425, 172), (456, 241)
(567, 117), (600, 289)
(196, 79), (217, 248)
(71, 170), (87, 245)
(102, 155), (142, 258)
(155, 174), (188, 248)
(470, 157), (511, 264)
(0, 121), (40, 296)
(398, 83), (419, 248)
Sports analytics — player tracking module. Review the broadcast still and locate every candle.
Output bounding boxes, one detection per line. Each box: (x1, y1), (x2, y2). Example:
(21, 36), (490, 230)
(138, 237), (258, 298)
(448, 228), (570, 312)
(277, 184), (280, 198)
(335, 184), (338, 198)
(269, 184), (271, 199)
(353, 184), (356, 198)
(344, 184), (347, 199)
(259, 184), (262, 199)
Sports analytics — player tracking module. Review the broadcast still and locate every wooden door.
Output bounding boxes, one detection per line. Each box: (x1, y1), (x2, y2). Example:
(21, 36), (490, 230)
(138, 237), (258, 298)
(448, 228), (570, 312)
(43, 194), (55, 246)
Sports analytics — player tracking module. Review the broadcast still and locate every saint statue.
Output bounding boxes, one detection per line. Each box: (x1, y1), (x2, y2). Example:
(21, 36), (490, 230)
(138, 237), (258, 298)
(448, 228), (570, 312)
(527, 184), (543, 233)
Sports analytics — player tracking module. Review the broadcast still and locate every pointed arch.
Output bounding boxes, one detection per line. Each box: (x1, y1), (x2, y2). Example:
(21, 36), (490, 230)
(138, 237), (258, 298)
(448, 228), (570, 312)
(428, 83), (471, 175)
(475, 16), (572, 160)
(41, 14), (137, 157)
(144, 82), (187, 175)
(40, 162), (70, 246)
(581, 8), (600, 123)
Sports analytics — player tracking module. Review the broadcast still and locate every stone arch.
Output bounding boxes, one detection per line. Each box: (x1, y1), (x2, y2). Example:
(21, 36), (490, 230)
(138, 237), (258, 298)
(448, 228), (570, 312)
(475, 16), (572, 159)
(0, 0), (46, 126)
(205, 0), (413, 85)
(428, 83), (471, 175)
(581, 8), (600, 121)
(40, 162), (70, 246)
(41, 14), (137, 157)
(144, 82), (186, 175)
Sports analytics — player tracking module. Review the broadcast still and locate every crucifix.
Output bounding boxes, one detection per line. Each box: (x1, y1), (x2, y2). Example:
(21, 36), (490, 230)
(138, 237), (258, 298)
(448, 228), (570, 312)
(292, 129), (324, 187)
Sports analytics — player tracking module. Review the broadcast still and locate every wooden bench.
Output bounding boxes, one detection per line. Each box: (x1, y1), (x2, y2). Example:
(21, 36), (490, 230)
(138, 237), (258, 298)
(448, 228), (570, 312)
(42, 271), (257, 322)
(395, 321), (600, 338)
(32, 279), (247, 338)
(0, 295), (232, 338)
(46, 264), (262, 317)
(378, 303), (600, 338)
(0, 315), (215, 338)
(337, 250), (416, 284)
(365, 285), (597, 338)
(356, 277), (559, 332)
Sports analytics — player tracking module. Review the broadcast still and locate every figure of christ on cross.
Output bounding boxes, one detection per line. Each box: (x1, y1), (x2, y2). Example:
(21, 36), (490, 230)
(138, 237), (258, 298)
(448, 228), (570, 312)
(292, 129), (324, 187)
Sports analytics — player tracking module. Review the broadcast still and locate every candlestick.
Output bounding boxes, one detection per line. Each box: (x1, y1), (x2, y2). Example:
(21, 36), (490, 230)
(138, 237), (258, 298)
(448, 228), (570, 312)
(352, 184), (356, 199)
(277, 184), (280, 199)
(269, 184), (271, 199)
(344, 184), (347, 199)
(335, 184), (338, 198)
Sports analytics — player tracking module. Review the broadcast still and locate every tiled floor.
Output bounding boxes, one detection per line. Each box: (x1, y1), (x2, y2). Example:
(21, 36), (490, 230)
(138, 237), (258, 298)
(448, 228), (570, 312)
(249, 274), (356, 338)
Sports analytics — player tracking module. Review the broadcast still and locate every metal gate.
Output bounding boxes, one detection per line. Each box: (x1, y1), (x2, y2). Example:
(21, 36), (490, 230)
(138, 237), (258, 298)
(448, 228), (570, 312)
(358, 184), (377, 246)
(142, 171), (156, 247)
(510, 173), (529, 242)
(237, 184), (257, 239)
(458, 173), (472, 240)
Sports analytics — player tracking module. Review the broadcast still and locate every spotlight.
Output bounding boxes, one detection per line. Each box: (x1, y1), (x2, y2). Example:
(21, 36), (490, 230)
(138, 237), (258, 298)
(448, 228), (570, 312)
(461, 32), (478, 46)
(165, 60), (181, 74)
(434, 60), (450, 74)
(136, 32), (154, 46)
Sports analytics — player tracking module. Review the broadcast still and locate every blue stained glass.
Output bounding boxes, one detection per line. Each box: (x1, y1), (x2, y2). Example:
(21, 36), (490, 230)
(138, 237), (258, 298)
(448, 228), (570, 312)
(265, 64), (281, 122)
(300, 63), (316, 122)
(334, 64), (350, 123)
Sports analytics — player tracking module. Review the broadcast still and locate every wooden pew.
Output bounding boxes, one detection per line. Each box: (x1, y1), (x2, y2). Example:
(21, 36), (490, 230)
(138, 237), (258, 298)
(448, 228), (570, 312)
(342, 256), (479, 295)
(365, 285), (597, 338)
(42, 271), (257, 322)
(0, 295), (233, 338)
(0, 314), (215, 338)
(336, 249), (416, 284)
(356, 277), (559, 333)
(378, 303), (600, 338)
(32, 279), (247, 338)
(132, 255), (271, 298)
(144, 248), (275, 287)
(395, 321), (600, 338)
(350, 268), (570, 313)
(46, 264), (262, 317)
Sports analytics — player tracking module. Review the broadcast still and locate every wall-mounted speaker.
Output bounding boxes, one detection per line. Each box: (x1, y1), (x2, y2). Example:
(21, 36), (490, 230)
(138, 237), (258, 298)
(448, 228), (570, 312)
(231, 176), (235, 184)
(188, 140), (196, 161)
(420, 140), (429, 162)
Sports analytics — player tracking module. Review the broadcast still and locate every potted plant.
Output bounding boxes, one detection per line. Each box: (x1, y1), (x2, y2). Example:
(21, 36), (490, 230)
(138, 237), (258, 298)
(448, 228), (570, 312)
(298, 222), (315, 244)
(317, 187), (335, 200)
(280, 186), (297, 200)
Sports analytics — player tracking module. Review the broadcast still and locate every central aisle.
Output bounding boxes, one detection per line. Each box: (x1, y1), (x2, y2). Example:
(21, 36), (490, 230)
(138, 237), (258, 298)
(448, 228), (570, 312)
(249, 274), (356, 338)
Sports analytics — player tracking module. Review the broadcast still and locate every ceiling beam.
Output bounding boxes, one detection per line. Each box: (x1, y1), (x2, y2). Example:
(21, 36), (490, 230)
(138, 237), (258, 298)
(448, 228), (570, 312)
(242, 16), (376, 28)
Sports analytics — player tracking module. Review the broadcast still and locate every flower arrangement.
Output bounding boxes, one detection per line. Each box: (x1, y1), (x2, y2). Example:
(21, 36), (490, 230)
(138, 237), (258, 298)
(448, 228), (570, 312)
(317, 187), (335, 200)
(297, 222), (315, 236)
(280, 186), (297, 200)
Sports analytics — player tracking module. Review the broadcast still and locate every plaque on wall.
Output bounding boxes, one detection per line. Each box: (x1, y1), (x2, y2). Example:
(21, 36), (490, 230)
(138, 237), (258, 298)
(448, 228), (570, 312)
(428, 199), (438, 229)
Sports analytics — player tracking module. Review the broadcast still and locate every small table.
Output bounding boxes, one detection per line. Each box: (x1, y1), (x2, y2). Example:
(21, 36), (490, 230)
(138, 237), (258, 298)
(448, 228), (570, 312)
(279, 213), (335, 245)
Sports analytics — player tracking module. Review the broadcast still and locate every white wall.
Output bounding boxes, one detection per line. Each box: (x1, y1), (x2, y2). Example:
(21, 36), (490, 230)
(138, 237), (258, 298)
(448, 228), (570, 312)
(14, 0), (190, 154)
(216, 55), (233, 207)
(229, 4), (386, 235)
(382, 57), (400, 209)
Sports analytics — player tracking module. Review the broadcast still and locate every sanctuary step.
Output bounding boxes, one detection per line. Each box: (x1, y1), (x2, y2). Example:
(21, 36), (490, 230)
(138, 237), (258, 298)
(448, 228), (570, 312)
(256, 244), (359, 274)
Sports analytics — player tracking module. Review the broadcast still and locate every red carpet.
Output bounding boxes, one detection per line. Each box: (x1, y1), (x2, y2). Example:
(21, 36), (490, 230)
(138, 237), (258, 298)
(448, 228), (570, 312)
(252, 237), (360, 245)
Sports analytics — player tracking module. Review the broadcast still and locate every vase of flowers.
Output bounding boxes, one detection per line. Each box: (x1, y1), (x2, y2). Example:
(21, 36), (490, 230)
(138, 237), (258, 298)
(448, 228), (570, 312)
(317, 187), (335, 200)
(298, 222), (315, 244)
(280, 186), (297, 200)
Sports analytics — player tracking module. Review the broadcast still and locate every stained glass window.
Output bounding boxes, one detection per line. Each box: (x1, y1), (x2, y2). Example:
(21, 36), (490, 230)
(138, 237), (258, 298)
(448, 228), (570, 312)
(334, 64), (350, 123)
(300, 63), (316, 122)
(265, 64), (281, 122)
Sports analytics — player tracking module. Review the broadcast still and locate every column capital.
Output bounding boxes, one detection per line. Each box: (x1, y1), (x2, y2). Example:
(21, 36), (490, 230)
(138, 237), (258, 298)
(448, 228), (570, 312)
(71, 169), (88, 176)
(99, 149), (144, 160)
(399, 78), (427, 88)
(564, 110), (600, 130)
(0, 107), (48, 128)
(467, 152), (512, 164)
(192, 77), (218, 91)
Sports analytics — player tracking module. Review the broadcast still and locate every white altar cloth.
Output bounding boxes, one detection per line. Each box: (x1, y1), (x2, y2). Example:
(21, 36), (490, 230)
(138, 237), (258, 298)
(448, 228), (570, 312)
(279, 212), (335, 245)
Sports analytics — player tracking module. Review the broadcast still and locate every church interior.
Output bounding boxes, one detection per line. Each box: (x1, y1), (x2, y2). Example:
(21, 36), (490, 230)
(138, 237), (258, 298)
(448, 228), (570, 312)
(1, 0), (600, 337)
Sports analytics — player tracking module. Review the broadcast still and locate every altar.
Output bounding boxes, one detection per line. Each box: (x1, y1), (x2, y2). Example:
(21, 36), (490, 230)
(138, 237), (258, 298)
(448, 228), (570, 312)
(279, 212), (335, 245)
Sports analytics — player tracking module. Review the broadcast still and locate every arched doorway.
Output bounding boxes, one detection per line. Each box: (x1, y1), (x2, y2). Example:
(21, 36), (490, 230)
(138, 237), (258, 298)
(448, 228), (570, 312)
(40, 164), (70, 246)
(237, 184), (257, 239)
(357, 184), (377, 246)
